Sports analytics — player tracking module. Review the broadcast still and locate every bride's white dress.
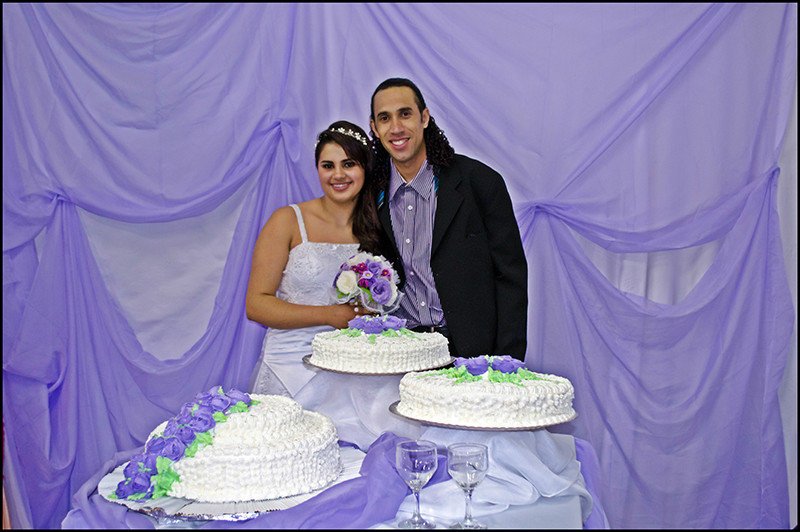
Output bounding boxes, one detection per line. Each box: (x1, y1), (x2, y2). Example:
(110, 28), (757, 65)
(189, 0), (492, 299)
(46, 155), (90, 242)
(249, 204), (425, 450)
(249, 204), (359, 397)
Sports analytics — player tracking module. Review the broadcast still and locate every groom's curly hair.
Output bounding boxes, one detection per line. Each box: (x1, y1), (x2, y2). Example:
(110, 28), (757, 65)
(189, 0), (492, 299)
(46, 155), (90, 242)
(369, 78), (455, 192)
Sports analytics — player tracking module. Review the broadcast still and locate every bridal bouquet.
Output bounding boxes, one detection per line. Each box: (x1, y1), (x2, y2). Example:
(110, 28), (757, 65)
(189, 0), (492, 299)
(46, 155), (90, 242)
(333, 252), (402, 314)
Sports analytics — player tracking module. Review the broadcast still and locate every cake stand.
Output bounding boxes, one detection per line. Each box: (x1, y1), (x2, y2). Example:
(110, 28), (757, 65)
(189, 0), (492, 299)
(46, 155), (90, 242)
(388, 401), (578, 432)
(302, 354), (454, 375)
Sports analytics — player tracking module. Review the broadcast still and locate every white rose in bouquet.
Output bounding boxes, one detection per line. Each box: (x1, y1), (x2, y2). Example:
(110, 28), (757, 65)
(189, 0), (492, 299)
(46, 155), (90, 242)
(335, 270), (359, 297)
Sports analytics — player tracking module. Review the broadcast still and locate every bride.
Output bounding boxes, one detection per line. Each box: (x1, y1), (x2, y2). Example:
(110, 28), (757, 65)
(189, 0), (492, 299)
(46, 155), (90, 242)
(246, 121), (380, 397)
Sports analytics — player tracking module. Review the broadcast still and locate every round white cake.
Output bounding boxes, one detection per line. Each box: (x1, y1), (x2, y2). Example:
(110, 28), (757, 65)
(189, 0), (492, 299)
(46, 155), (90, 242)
(396, 356), (576, 428)
(310, 315), (451, 374)
(113, 389), (341, 503)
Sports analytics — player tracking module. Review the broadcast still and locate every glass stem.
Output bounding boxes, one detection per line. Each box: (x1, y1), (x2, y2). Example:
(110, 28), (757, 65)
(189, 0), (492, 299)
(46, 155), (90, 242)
(413, 489), (422, 523)
(464, 488), (474, 522)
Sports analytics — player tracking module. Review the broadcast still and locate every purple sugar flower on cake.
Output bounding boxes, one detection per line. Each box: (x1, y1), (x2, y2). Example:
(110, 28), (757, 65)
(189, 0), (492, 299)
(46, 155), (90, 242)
(123, 457), (144, 479)
(115, 478), (136, 499)
(454, 356), (490, 376)
(226, 389), (250, 406)
(146, 436), (166, 455)
(188, 406), (215, 433)
(348, 316), (367, 330)
(362, 318), (386, 335)
(161, 437), (187, 461)
(491, 355), (525, 374)
(382, 315), (406, 330)
(162, 418), (180, 437)
(176, 403), (194, 425)
(129, 471), (152, 494)
(176, 426), (197, 445)
(210, 393), (232, 412)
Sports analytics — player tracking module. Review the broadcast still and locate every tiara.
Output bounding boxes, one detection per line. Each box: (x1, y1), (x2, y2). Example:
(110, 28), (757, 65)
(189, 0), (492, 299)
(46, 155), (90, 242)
(316, 127), (369, 148)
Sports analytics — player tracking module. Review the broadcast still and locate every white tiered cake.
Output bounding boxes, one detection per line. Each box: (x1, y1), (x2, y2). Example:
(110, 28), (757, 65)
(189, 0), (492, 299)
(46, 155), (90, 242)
(310, 315), (451, 374)
(112, 388), (341, 503)
(395, 356), (576, 429)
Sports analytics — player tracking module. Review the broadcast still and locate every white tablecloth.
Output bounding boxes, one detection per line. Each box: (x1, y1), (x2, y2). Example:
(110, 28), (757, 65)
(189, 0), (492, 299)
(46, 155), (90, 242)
(293, 370), (595, 527)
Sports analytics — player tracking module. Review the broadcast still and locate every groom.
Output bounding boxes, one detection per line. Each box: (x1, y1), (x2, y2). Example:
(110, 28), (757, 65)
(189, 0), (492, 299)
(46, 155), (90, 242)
(369, 78), (528, 361)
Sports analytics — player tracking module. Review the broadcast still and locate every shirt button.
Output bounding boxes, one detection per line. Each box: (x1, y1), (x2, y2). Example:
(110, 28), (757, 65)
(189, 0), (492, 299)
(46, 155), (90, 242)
(407, 205), (413, 210)
(420, 301), (426, 307)
(410, 272), (415, 276)
(405, 238), (411, 244)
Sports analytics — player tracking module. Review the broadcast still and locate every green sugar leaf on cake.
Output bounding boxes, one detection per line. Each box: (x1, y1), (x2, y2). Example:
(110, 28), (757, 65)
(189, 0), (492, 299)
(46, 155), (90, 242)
(516, 368), (556, 382)
(195, 430), (213, 446)
(427, 365), (483, 383)
(228, 401), (250, 413)
(156, 455), (173, 474)
(184, 439), (199, 458)
(399, 328), (422, 340)
(183, 430), (211, 458)
(212, 411), (228, 424)
(150, 456), (181, 499)
(487, 367), (525, 386)
(340, 328), (364, 337)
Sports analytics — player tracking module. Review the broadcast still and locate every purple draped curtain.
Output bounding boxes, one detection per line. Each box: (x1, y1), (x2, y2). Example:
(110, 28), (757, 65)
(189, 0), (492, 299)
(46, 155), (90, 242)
(3, 3), (796, 529)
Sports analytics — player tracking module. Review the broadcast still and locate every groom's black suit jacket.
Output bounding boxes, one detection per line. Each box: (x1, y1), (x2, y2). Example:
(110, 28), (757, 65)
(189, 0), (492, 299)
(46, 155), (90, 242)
(377, 154), (528, 360)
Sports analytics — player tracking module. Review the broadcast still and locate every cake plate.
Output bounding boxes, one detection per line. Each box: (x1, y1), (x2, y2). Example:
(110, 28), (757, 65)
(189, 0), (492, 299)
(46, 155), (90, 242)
(388, 401), (578, 432)
(302, 354), (454, 375)
(99, 446), (364, 522)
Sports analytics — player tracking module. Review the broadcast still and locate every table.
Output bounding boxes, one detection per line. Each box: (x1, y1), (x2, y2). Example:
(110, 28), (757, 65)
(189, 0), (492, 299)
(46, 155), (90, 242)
(62, 370), (607, 528)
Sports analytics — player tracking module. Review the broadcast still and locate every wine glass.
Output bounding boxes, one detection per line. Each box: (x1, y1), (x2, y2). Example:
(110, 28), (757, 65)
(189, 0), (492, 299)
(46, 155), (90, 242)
(395, 440), (439, 529)
(447, 443), (489, 529)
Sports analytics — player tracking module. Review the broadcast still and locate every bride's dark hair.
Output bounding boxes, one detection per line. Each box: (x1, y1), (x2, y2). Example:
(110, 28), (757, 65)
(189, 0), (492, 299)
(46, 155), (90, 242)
(314, 121), (381, 254)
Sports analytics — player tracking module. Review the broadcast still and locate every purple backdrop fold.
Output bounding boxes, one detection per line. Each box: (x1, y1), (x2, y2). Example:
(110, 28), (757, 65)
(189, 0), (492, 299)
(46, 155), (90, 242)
(3, 3), (796, 529)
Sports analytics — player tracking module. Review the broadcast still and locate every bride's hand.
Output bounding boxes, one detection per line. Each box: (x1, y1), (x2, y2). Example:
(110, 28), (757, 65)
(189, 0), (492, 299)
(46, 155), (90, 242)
(328, 303), (373, 329)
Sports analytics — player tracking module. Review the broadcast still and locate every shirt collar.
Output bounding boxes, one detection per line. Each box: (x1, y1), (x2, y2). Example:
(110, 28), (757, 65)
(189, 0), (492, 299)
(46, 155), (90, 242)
(389, 159), (435, 201)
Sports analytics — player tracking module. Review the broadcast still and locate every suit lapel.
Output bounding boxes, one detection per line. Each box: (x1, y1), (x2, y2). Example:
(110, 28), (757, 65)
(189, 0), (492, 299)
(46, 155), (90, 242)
(431, 167), (463, 256)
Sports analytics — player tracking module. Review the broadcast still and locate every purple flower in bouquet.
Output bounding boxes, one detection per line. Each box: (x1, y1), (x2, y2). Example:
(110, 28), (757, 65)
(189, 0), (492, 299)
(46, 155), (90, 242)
(333, 253), (401, 314)
(160, 436), (187, 461)
(145, 436), (166, 455)
(226, 389), (250, 406)
(370, 278), (393, 305)
(455, 356), (490, 376)
(491, 355), (525, 374)
(367, 260), (384, 276)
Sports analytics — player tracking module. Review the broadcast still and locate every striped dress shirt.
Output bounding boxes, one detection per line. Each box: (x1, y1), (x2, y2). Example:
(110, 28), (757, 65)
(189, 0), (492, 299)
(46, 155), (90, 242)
(388, 160), (445, 328)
